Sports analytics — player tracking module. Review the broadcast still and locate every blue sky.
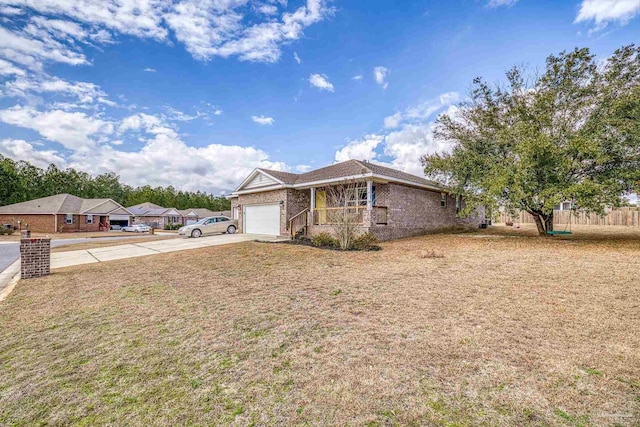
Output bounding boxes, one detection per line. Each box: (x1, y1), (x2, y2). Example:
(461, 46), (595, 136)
(0, 0), (638, 196)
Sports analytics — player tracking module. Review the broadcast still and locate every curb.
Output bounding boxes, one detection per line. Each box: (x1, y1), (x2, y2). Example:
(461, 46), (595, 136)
(0, 259), (21, 303)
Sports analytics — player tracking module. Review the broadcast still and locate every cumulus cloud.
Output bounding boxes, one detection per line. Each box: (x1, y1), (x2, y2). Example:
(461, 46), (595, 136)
(0, 138), (66, 169)
(486, 0), (519, 7)
(0, 0), (332, 67)
(308, 73), (334, 92)
(335, 134), (384, 163)
(4, 75), (113, 105)
(384, 91), (460, 129)
(335, 93), (462, 177)
(252, 115), (275, 125)
(373, 66), (389, 89)
(575, 0), (640, 32)
(0, 106), (113, 151)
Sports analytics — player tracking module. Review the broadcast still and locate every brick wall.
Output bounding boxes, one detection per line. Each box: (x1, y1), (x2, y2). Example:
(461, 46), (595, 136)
(20, 238), (50, 279)
(232, 189), (288, 236)
(0, 214), (56, 233)
(56, 214), (104, 233)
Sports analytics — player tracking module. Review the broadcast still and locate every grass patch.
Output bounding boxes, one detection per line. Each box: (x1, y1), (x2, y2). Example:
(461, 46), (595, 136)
(0, 226), (638, 425)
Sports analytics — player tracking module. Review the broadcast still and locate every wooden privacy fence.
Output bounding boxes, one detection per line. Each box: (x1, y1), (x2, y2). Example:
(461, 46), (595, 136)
(500, 207), (640, 227)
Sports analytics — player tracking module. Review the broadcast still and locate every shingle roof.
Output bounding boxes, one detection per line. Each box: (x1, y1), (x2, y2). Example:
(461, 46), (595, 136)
(254, 160), (444, 190)
(0, 194), (126, 214)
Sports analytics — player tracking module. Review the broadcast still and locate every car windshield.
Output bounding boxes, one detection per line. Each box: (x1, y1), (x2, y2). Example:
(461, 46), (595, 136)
(194, 218), (209, 225)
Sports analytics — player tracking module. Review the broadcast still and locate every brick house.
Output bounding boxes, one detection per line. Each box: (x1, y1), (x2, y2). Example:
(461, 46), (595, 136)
(178, 208), (232, 225)
(0, 194), (132, 233)
(127, 203), (182, 229)
(229, 159), (483, 240)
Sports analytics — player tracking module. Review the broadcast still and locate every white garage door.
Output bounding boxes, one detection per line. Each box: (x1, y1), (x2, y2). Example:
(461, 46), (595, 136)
(244, 204), (280, 235)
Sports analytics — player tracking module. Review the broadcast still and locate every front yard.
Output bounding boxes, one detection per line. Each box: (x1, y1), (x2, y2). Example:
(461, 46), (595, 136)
(0, 227), (638, 426)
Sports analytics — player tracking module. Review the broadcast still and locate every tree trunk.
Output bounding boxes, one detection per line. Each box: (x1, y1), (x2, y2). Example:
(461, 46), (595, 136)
(529, 210), (554, 236)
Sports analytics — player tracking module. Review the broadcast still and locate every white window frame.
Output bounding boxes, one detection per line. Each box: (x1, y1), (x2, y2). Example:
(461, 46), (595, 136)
(440, 193), (447, 209)
(86, 214), (94, 224)
(346, 185), (367, 207)
(65, 214), (73, 224)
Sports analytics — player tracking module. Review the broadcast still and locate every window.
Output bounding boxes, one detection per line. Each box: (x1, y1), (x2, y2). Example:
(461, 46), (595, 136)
(219, 217), (229, 222)
(65, 214), (73, 224)
(346, 185), (367, 207)
(440, 193), (447, 208)
(86, 214), (93, 224)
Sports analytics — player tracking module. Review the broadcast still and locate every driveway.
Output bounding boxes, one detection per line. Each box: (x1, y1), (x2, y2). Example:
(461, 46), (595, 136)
(51, 233), (282, 269)
(0, 234), (171, 274)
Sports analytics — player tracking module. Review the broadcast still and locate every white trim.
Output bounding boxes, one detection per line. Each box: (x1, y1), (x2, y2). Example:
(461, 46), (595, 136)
(231, 184), (289, 196)
(235, 169), (286, 192)
(366, 180), (373, 209)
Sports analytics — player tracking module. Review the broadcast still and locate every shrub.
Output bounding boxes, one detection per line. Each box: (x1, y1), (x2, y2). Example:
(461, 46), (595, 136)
(311, 232), (338, 248)
(350, 232), (379, 250)
(164, 223), (182, 230)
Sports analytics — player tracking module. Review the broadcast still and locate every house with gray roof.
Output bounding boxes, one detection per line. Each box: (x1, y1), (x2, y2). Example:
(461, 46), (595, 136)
(0, 194), (131, 233)
(127, 202), (182, 229)
(229, 159), (483, 240)
(178, 208), (232, 225)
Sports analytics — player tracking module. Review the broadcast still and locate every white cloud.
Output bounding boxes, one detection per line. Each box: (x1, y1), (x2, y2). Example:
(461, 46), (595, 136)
(352, 74), (363, 81)
(0, 138), (66, 169)
(4, 75), (112, 105)
(293, 51), (301, 64)
(0, 109), (288, 194)
(308, 73), (334, 91)
(335, 134), (384, 163)
(486, 0), (519, 8)
(0, 59), (25, 76)
(213, 109), (223, 115)
(384, 91), (460, 129)
(373, 66), (389, 89)
(0, 0), (331, 65)
(383, 112), (402, 129)
(0, 106), (113, 151)
(575, 0), (640, 31)
(295, 164), (312, 172)
(252, 115), (275, 125)
(165, 0), (332, 62)
(0, 5), (23, 15)
(143, 67), (156, 72)
(336, 93), (462, 177)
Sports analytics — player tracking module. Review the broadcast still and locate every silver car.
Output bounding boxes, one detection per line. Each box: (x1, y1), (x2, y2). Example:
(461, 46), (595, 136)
(178, 216), (237, 238)
(122, 224), (151, 233)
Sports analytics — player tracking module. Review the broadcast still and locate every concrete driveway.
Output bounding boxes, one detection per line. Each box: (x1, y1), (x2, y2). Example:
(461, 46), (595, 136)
(51, 233), (282, 269)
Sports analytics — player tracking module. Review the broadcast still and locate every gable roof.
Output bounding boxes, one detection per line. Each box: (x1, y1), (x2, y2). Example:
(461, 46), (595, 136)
(127, 204), (181, 217)
(0, 194), (131, 215)
(233, 160), (445, 195)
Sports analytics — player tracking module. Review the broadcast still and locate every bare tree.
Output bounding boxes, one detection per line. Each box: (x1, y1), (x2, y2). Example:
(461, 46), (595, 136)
(324, 180), (365, 250)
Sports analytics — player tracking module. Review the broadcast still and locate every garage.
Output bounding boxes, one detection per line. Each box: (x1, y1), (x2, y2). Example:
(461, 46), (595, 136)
(244, 204), (281, 235)
(109, 214), (130, 227)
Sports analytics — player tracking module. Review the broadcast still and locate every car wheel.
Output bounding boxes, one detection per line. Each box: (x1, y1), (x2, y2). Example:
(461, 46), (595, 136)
(226, 225), (236, 234)
(191, 229), (202, 238)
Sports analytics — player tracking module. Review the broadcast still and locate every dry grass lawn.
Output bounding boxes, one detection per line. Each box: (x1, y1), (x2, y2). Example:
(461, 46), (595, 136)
(0, 226), (639, 426)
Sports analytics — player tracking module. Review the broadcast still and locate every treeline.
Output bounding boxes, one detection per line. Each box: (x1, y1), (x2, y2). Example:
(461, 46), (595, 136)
(0, 156), (231, 211)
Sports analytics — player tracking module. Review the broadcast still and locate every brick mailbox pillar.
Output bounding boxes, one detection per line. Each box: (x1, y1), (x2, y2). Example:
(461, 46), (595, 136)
(20, 238), (51, 279)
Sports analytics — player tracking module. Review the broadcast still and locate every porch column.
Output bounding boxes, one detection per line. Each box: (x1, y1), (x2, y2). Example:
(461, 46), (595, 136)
(310, 187), (316, 212)
(366, 180), (373, 210)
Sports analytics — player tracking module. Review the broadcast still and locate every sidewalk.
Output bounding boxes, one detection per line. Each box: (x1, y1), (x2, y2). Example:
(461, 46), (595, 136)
(52, 233), (282, 269)
(0, 260), (20, 302)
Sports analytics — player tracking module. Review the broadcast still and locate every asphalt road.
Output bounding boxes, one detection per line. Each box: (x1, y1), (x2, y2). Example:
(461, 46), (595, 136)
(0, 234), (168, 273)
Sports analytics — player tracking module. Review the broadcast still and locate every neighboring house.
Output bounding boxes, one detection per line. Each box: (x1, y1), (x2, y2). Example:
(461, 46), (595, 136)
(0, 194), (131, 233)
(178, 208), (232, 225)
(229, 159), (483, 240)
(127, 202), (182, 229)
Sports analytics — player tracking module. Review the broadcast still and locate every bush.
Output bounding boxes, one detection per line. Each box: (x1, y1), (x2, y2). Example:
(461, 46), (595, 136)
(350, 232), (379, 250)
(0, 228), (14, 236)
(164, 223), (182, 230)
(311, 232), (338, 248)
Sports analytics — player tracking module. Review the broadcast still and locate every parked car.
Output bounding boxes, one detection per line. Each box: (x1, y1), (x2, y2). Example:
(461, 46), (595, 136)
(110, 224), (122, 230)
(122, 224), (151, 233)
(178, 216), (237, 238)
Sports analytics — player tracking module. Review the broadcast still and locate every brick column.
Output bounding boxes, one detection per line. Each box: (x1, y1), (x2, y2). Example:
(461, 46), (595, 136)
(20, 238), (51, 279)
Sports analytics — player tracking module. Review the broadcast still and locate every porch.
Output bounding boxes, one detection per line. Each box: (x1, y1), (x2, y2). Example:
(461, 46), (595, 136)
(288, 181), (389, 238)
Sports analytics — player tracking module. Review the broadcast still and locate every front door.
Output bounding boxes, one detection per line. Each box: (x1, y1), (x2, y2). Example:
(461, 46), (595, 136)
(316, 190), (326, 224)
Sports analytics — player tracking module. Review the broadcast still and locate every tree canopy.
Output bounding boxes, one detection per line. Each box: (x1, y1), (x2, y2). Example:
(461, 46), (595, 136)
(422, 45), (640, 235)
(0, 156), (230, 211)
